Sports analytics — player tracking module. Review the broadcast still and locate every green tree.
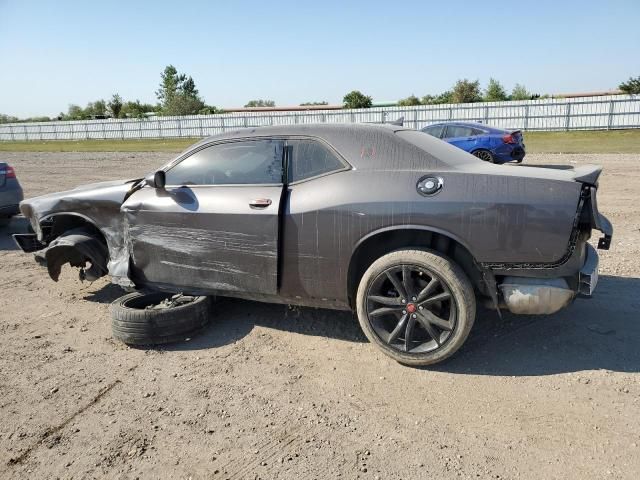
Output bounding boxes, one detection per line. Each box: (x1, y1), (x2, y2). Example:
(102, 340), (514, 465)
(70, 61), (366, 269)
(85, 100), (107, 117)
(156, 65), (184, 107)
(164, 95), (205, 116)
(244, 99), (276, 107)
(510, 84), (531, 100)
(397, 94), (421, 106)
(619, 75), (640, 94)
(0, 114), (19, 124)
(484, 78), (508, 102)
(66, 104), (88, 120)
(421, 91), (453, 105)
(198, 105), (221, 115)
(121, 100), (156, 118)
(343, 90), (373, 109)
(451, 79), (482, 103)
(107, 94), (123, 118)
(156, 65), (206, 115)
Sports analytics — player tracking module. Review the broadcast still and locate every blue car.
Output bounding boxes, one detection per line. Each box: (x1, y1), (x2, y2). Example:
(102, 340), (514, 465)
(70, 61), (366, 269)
(421, 122), (525, 164)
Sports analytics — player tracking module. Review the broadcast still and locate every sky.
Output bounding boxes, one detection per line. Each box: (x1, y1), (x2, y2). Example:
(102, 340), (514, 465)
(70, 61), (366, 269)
(0, 0), (639, 118)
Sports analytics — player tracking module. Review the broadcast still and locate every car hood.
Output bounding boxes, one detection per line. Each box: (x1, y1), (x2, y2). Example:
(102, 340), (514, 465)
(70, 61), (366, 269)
(20, 178), (139, 237)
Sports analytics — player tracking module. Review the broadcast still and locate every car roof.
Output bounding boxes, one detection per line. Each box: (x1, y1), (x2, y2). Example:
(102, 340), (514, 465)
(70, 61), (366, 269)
(194, 123), (407, 144)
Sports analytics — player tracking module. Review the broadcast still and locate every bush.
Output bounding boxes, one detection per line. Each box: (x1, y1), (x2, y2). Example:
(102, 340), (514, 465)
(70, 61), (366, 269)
(397, 95), (421, 106)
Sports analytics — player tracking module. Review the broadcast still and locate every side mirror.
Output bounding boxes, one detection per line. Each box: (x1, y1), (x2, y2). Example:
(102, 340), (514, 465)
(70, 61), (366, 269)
(145, 170), (166, 189)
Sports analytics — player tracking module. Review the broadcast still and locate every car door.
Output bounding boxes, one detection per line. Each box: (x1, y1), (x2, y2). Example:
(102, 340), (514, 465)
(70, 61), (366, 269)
(280, 138), (351, 302)
(121, 138), (285, 295)
(442, 125), (477, 152)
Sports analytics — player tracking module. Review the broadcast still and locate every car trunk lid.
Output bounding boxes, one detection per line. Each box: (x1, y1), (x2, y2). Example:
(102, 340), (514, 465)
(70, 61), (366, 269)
(504, 163), (602, 186)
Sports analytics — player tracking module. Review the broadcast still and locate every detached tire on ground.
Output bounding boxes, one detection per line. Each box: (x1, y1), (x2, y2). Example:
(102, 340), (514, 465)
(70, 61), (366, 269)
(110, 292), (211, 345)
(356, 249), (476, 366)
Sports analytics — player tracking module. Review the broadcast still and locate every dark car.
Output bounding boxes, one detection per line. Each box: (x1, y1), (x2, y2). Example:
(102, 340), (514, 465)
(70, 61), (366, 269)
(0, 162), (24, 225)
(14, 124), (612, 366)
(421, 122), (525, 163)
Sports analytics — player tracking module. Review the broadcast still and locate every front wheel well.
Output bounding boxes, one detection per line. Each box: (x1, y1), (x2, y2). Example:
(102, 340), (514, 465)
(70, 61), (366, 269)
(43, 214), (107, 246)
(347, 229), (486, 308)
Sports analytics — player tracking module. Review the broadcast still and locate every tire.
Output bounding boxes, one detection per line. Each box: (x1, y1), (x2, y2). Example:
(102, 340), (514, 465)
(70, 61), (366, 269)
(110, 292), (211, 345)
(356, 249), (476, 366)
(472, 149), (495, 163)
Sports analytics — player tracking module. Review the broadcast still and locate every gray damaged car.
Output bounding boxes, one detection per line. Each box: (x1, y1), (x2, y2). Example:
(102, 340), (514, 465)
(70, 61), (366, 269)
(14, 124), (612, 365)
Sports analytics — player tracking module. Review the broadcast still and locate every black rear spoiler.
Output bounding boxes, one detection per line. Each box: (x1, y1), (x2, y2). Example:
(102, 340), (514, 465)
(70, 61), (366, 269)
(364, 116), (404, 127)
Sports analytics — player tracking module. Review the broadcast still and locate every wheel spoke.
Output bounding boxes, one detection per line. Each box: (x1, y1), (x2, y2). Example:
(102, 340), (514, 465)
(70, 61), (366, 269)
(370, 306), (403, 317)
(421, 309), (453, 331)
(404, 315), (416, 352)
(419, 291), (451, 306)
(416, 277), (439, 302)
(387, 314), (408, 344)
(416, 312), (442, 345)
(385, 271), (407, 299)
(368, 295), (402, 306)
(402, 265), (414, 299)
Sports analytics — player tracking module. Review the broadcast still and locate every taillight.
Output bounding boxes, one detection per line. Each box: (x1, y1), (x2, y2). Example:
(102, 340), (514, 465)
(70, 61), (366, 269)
(502, 134), (516, 144)
(5, 166), (16, 178)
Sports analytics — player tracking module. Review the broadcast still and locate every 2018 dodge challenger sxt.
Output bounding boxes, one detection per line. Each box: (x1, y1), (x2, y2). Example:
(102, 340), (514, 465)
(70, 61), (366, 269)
(14, 124), (612, 365)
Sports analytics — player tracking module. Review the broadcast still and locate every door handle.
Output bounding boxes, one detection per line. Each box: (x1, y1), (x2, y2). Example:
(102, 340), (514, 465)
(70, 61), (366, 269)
(249, 198), (272, 209)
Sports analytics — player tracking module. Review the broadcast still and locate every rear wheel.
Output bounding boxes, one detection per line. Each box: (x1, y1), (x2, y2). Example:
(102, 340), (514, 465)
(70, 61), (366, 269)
(356, 249), (476, 366)
(110, 292), (211, 345)
(472, 149), (495, 163)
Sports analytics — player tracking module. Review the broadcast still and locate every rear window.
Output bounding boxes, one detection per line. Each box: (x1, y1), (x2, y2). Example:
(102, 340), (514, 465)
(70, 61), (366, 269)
(288, 139), (345, 182)
(422, 125), (444, 138)
(443, 125), (474, 138)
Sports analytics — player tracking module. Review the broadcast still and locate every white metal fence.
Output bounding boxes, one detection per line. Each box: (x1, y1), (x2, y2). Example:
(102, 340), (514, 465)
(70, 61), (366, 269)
(1, 94), (639, 141)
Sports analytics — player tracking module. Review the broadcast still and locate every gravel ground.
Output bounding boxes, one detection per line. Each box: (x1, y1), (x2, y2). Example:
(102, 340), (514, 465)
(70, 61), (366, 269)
(0, 151), (639, 479)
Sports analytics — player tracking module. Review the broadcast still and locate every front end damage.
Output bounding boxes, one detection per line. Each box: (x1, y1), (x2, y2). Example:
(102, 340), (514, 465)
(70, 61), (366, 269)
(16, 226), (109, 282)
(13, 179), (140, 287)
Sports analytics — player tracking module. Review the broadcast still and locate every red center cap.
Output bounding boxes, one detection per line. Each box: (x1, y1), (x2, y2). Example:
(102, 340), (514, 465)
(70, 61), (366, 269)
(406, 303), (417, 313)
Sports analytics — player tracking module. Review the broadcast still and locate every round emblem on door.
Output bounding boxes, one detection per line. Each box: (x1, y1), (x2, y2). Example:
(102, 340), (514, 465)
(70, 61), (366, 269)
(416, 176), (444, 196)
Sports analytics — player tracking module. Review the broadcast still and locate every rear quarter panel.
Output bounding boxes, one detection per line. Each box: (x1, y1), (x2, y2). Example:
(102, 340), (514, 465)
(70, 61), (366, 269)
(281, 168), (580, 303)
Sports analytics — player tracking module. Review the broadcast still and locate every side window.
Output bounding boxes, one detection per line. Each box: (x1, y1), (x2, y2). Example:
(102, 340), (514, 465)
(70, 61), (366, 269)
(288, 139), (345, 183)
(471, 128), (486, 136)
(443, 125), (473, 138)
(422, 125), (444, 138)
(165, 139), (284, 186)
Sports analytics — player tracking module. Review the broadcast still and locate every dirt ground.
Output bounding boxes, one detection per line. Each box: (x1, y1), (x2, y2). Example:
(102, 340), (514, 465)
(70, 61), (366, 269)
(0, 151), (639, 480)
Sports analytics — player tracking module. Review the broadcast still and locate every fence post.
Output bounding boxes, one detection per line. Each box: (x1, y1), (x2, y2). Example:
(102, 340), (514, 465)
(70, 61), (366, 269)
(9, 125), (14, 141)
(199, 117), (204, 137)
(24, 125), (28, 141)
(158, 120), (162, 139)
(414, 109), (419, 129)
(524, 105), (530, 131)
(484, 105), (489, 124)
(39, 124), (43, 141)
(220, 117), (225, 133)
(565, 103), (572, 131)
(607, 100), (615, 130)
